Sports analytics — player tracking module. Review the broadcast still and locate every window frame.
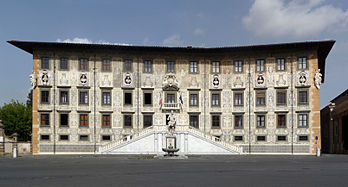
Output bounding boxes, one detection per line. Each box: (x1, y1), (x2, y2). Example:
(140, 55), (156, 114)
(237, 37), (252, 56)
(41, 57), (50, 70)
(189, 115), (199, 128)
(124, 59), (132, 72)
(79, 135), (89, 141)
(298, 90), (309, 105)
(79, 58), (89, 71)
(189, 61), (199, 74)
(234, 115), (243, 129)
(166, 61), (175, 73)
(256, 91), (266, 106)
(40, 90), (50, 104)
(101, 90), (112, 105)
(211, 61), (220, 74)
(276, 58), (286, 71)
(102, 58), (112, 72)
(59, 90), (69, 105)
(189, 93), (199, 107)
(40, 113), (50, 127)
(276, 90), (287, 106)
(143, 115), (153, 128)
(59, 113), (69, 127)
(298, 57), (308, 70)
(277, 135), (287, 141)
(124, 114), (133, 128)
(256, 115), (266, 128)
(299, 135), (309, 141)
(143, 60), (152, 73)
(256, 59), (265, 72)
(234, 60), (243, 73)
(59, 57), (69, 70)
(102, 135), (111, 141)
(211, 115), (221, 129)
(79, 114), (89, 127)
(211, 93), (221, 107)
(102, 114), (111, 128)
(40, 135), (50, 141)
(277, 114), (287, 128)
(124, 92), (133, 105)
(144, 92), (152, 106)
(234, 92), (244, 106)
(257, 136), (266, 141)
(298, 113), (309, 128)
(59, 135), (69, 141)
(234, 136), (243, 141)
(79, 90), (89, 105)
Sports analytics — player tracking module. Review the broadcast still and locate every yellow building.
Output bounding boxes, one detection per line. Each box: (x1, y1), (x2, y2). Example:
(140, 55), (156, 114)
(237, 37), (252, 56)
(8, 40), (334, 155)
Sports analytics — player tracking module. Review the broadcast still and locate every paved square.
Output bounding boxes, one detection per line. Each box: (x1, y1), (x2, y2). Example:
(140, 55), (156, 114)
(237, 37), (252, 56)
(1, 154), (348, 186)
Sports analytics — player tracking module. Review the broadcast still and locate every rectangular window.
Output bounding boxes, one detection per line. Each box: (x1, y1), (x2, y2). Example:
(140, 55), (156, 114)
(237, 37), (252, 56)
(256, 91), (266, 106)
(298, 57), (307, 70)
(234, 115), (243, 128)
(40, 114), (50, 126)
(234, 93), (243, 106)
(166, 94), (175, 104)
(167, 61), (175, 73)
(144, 60), (152, 73)
(299, 135), (308, 141)
(298, 114), (308, 127)
(41, 90), (49, 104)
(124, 115), (132, 128)
(190, 61), (198, 73)
(234, 136), (243, 141)
(189, 115), (199, 128)
(211, 93), (220, 106)
(234, 60), (243, 73)
(79, 91), (89, 105)
(277, 136), (286, 141)
(60, 113), (68, 127)
(59, 135), (69, 141)
(41, 57), (49, 69)
(212, 61), (220, 73)
(60, 57), (68, 70)
(124, 92), (132, 105)
(256, 115), (265, 128)
(298, 90), (308, 104)
(79, 58), (88, 71)
(79, 114), (88, 127)
(79, 135), (89, 141)
(143, 115), (153, 128)
(102, 91), (111, 105)
(256, 59), (265, 72)
(212, 115), (220, 128)
(277, 91), (287, 105)
(144, 93), (152, 105)
(102, 135), (111, 141)
(277, 115), (286, 128)
(41, 135), (50, 140)
(60, 90), (69, 104)
(189, 94), (198, 106)
(102, 59), (111, 72)
(102, 114), (111, 127)
(277, 58), (285, 71)
(257, 136), (266, 141)
(124, 59), (132, 72)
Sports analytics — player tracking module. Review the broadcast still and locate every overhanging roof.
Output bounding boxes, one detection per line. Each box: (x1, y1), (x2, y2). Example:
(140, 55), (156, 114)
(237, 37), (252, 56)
(7, 40), (335, 82)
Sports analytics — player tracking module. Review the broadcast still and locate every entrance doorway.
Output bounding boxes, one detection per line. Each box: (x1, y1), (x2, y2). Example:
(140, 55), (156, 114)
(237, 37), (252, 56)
(342, 115), (348, 150)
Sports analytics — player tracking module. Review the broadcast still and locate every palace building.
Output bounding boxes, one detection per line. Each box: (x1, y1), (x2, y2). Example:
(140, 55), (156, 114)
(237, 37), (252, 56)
(8, 40), (334, 155)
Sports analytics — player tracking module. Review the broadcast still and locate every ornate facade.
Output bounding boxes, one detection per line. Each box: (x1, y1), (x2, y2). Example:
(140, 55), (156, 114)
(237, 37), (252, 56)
(8, 40), (334, 155)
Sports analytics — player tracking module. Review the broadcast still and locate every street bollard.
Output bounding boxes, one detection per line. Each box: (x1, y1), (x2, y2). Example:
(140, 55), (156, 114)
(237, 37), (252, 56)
(13, 147), (17, 158)
(317, 148), (321, 157)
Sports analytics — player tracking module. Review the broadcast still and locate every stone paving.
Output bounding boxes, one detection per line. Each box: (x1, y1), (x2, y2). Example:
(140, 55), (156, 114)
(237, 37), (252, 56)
(1, 154), (348, 186)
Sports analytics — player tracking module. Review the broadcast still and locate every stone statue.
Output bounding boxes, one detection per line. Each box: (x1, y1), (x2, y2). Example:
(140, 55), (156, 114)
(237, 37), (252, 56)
(30, 71), (36, 89)
(167, 110), (176, 134)
(315, 69), (322, 89)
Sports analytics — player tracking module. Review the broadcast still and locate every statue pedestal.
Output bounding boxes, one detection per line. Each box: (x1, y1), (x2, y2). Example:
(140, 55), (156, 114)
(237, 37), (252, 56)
(162, 135), (179, 156)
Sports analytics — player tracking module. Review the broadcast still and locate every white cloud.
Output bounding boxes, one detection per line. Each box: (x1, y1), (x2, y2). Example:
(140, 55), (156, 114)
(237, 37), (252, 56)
(56, 37), (131, 46)
(193, 28), (204, 36)
(243, 0), (348, 38)
(163, 34), (184, 46)
(56, 37), (92, 43)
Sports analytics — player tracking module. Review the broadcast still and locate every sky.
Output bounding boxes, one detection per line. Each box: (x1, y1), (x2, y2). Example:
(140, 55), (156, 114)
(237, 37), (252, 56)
(0, 0), (347, 108)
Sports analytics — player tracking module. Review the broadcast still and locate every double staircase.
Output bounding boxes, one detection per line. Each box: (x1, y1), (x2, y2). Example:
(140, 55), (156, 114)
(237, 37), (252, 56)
(99, 125), (244, 154)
